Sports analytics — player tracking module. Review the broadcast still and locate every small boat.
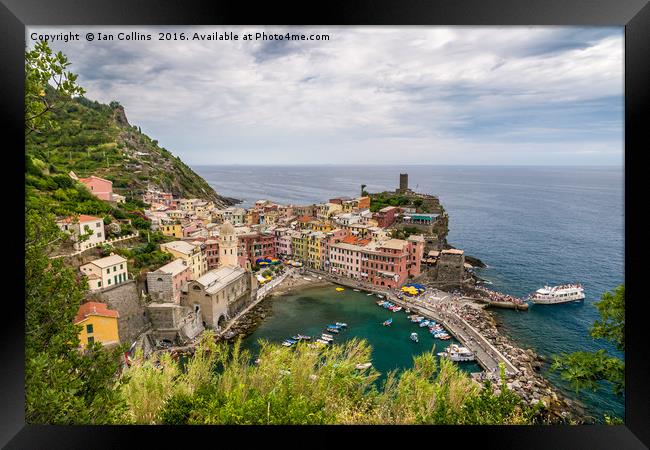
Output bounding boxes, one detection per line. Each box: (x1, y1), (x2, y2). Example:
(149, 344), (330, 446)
(335, 322), (348, 328)
(326, 327), (340, 333)
(377, 294), (385, 299)
(336, 287), (345, 292)
(320, 335), (333, 342)
(419, 320), (430, 327)
(304, 277), (312, 281)
(405, 308), (411, 314)
(297, 334), (311, 341)
(327, 324), (341, 329)
(322, 333), (334, 339)
(367, 293), (374, 296)
(410, 332), (419, 343)
(438, 334), (451, 340)
(292, 335), (301, 341)
(355, 362), (372, 370)
(437, 344), (475, 362)
(377, 300), (386, 306)
(382, 318), (393, 326)
(315, 339), (330, 345)
(392, 306), (402, 312)
(353, 289), (360, 292)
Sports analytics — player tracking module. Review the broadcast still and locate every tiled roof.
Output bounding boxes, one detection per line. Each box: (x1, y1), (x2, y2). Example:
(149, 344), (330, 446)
(74, 301), (119, 323)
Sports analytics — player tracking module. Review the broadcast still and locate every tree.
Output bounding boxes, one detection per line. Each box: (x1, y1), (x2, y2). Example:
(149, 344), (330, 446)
(25, 209), (125, 423)
(551, 285), (625, 398)
(25, 40), (85, 136)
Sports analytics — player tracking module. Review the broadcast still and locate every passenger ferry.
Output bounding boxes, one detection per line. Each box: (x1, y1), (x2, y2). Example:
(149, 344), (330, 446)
(529, 284), (585, 305)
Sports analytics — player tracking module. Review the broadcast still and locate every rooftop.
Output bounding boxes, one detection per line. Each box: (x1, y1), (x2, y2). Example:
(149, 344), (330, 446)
(441, 249), (465, 255)
(195, 266), (247, 295)
(58, 214), (102, 224)
(154, 258), (190, 276)
(74, 301), (119, 324)
(82, 254), (127, 269)
(160, 240), (197, 255)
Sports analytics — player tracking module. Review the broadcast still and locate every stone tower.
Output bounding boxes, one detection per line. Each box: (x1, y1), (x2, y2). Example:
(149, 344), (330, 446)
(398, 173), (408, 193)
(218, 221), (238, 267)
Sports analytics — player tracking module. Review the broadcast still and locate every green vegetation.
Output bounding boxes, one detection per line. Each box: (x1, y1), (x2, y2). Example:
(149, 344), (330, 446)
(369, 194), (412, 212)
(26, 41), (231, 212)
(25, 210), (126, 424)
(392, 226), (419, 240)
(551, 285), (625, 415)
(115, 332), (541, 425)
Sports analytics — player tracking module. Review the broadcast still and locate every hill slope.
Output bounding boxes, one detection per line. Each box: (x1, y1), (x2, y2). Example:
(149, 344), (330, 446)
(26, 94), (237, 208)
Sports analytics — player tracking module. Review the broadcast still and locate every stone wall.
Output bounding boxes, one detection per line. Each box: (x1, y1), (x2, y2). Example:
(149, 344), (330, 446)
(437, 253), (465, 284)
(91, 280), (149, 344)
(147, 303), (182, 329)
(146, 272), (173, 303)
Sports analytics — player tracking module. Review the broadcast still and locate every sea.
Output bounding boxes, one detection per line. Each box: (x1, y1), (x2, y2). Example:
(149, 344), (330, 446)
(194, 164), (625, 420)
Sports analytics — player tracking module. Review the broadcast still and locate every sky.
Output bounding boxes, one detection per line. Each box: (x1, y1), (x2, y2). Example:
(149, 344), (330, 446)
(27, 26), (624, 166)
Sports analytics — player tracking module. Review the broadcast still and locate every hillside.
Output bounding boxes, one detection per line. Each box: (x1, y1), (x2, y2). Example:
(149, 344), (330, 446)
(25, 92), (238, 208)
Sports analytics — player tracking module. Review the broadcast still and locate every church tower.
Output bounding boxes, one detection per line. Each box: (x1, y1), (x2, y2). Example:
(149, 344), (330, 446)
(218, 221), (238, 267)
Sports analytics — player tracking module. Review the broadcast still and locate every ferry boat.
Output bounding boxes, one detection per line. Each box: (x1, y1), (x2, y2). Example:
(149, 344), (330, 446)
(437, 344), (475, 362)
(529, 284), (585, 305)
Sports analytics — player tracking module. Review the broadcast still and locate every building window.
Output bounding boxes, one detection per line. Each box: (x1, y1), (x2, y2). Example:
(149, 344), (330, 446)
(96, 222), (100, 228)
(106, 269), (110, 274)
(98, 281), (102, 287)
(86, 324), (94, 333)
(108, 279), (111, 285)
(87, 336), (94, 344)
(97, 233), (102, 238)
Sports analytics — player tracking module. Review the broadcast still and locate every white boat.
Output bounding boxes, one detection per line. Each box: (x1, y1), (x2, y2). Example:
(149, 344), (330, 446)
(529, 284), (585, 305)
(322, 333), (334, 339)
(437, 344), (475, 362)
(320, 335), (333, 342)
(410, 332), (419, 343)
(353, 289), (360, 292)
(336, 322), (348, 328)
(355, 362), (372, 370)
(316, 339), (331, 345)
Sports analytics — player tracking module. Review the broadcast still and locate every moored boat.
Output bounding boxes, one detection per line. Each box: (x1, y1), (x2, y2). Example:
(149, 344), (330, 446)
(335, 322), (348, 328)
(410, 332), (419, 343)
(382, 318), (393, 326)
(326, 327), (340, 333)
(437, 344), (475, 362)
(529, 283), (585, 305)
(419, 320), (430, 327)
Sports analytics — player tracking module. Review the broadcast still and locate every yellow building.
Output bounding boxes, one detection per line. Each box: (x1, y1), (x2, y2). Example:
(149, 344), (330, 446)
(160, 240), (207, 279)
(307, 231), (324, 269)
(291, 230), (308, 262)
(309, 220), (332, 232)
(74, 302), (120, 348)
(161, 223), (183, 238)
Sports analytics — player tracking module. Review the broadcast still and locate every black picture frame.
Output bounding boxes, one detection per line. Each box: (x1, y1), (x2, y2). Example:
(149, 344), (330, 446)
(2, 0), (648, 448)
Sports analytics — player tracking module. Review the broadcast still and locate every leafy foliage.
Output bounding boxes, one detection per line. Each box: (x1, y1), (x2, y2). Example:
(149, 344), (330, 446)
(25, 209), (125, 424)
(550, 285), (625, 413)
(116, 334), (541, 425)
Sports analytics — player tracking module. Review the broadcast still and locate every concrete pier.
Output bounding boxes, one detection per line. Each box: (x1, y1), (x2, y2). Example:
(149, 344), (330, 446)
(303, 269), (520, 375)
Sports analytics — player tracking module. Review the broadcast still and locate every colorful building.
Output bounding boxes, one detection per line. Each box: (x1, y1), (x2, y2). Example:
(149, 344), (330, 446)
(160, 240), (207, 279)
(147, 258), (192, 304)
(160, 222), (183, 238)
(80, 253), (128, 291)
(78, 175), (125, 203)
(74, 301), (120, 348)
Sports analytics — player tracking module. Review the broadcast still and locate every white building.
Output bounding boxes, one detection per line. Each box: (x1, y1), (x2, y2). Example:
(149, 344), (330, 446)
(80, 253), (128, 291)
(57, 214), (106, 251)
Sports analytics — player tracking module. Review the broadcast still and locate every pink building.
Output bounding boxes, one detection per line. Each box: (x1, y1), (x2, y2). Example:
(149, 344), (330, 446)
(204, 239), (220, 270)
(237, 232), (277, 268)
(147, 259), (192, 304)
(79, 176), (125, 203)
(373, 206), (399, 228)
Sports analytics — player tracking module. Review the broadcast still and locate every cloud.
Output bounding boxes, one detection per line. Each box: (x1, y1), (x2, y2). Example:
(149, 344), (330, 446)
(26, 26), (623, 165)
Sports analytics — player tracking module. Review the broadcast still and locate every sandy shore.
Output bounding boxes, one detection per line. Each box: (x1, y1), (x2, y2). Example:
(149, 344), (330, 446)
(269, 272), (332, 297)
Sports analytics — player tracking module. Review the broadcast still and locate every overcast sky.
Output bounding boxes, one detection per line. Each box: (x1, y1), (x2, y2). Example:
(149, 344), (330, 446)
(28, 26), (624, 166)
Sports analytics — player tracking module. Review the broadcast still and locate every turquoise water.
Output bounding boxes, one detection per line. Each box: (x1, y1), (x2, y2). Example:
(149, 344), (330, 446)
(197, 165), (624, 419)
(241, 286), (482, 380)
